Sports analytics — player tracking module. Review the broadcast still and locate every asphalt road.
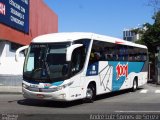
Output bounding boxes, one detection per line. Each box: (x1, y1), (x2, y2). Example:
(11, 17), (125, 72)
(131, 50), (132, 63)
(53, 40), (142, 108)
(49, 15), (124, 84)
(0, 83), (160, 120)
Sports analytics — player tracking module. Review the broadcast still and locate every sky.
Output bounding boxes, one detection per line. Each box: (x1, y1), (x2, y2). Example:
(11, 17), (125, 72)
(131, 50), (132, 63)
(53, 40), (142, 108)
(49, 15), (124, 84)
(44, 0), (154, 39)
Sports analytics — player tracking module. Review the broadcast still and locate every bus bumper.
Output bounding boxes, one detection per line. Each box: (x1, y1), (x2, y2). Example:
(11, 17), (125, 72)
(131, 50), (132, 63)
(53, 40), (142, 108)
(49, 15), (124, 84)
(22, 87), (71, 101)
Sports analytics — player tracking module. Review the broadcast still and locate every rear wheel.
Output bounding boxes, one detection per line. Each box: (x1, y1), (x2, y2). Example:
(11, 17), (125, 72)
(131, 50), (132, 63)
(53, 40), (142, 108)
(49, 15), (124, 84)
(85, 84), (96, 103)
(132, 79), (138, 92)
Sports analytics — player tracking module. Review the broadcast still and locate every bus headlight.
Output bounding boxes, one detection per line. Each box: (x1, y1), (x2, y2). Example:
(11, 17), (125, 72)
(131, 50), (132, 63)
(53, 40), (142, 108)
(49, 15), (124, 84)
(22, 81), (73, 92)
(22, 83), (29, 89)
(55, 81), (73, 91)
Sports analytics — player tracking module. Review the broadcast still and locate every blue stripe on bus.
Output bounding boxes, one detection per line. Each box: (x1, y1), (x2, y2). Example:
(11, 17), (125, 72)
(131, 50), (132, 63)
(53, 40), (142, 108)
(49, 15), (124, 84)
(86, 61), (145, 91)
(108, 61), (145, 91)
(51, 81), (64, 86)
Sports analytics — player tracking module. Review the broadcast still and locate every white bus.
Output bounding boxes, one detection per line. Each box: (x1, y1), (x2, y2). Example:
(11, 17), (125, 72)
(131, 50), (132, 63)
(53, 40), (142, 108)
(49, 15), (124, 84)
(16, 32), (148, 102)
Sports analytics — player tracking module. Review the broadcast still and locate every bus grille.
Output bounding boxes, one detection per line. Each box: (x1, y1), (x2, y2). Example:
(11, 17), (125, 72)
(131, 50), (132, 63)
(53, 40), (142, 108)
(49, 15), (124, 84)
(26, 87), (57, 92)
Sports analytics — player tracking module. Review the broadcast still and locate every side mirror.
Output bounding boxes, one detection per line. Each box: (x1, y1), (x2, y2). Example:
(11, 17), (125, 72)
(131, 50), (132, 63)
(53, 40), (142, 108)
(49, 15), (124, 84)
(66, 44), (83, 61)
(15, 45), (29, 62)
(24, 49), (28, 56)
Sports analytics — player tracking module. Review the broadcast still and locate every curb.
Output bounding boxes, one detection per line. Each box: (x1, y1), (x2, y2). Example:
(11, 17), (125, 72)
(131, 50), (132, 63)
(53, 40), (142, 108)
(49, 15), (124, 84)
(0, 92), (22, 94)
(147, 83), (160, 87)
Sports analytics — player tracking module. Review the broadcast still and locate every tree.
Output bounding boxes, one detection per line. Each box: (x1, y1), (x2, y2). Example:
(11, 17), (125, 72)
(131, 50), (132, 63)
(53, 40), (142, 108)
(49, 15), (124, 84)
(136, 0), (160, 82)
(136, 11), (160, 53)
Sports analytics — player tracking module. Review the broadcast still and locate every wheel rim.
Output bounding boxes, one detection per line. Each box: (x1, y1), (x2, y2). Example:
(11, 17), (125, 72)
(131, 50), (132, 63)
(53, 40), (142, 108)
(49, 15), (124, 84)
(86, 87), (93, 99)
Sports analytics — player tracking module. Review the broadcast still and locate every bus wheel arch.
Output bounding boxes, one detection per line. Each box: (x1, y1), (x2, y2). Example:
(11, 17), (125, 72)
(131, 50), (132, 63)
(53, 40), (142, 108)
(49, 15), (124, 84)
(85, 81), (96, 103)
(131, 76), (138, 92)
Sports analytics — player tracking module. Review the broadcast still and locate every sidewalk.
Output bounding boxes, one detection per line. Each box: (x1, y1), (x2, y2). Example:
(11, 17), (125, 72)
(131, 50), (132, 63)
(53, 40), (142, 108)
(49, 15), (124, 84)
(147, 83), (160, 88)
(0, 86), (22, 94)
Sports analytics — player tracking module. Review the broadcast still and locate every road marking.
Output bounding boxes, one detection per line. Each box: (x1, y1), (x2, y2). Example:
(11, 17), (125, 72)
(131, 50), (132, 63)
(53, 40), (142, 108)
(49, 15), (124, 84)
(115, 111), (160, 113)
(139, 89), (160, 94)
(140, 89), (148, 93)
(155, 90), (160, 93)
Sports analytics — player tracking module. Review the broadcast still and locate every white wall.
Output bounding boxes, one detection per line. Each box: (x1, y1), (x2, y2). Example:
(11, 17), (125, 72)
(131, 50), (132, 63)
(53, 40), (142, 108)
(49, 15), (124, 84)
(0, 41), (25, 75)
(0, 57), (24, 75)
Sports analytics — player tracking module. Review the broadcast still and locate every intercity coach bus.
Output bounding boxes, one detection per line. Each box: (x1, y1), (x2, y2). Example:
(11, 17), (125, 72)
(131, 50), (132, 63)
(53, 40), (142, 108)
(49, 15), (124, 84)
(16, 32), (148, 102)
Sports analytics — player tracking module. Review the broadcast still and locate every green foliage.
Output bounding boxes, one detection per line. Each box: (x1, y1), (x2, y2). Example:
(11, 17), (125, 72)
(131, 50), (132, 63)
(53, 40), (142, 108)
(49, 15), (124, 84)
(140, 11), (160, 53)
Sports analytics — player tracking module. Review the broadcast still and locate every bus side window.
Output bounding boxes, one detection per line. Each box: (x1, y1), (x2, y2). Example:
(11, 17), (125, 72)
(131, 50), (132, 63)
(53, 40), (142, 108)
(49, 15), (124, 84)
(89, 49), (101, 64)
(128, 46), (134, 61)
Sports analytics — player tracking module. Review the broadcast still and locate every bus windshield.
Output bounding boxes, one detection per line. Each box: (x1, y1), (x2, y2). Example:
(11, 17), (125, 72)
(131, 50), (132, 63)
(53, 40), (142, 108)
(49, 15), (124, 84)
(23, 42), (71, 82)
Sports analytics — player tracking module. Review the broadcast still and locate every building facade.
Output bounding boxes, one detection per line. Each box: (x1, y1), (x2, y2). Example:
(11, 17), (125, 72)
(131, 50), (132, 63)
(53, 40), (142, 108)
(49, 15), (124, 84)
(123, 25), (147, 42)
(0, 0), (58, 86)
(123, 29), (141, 42)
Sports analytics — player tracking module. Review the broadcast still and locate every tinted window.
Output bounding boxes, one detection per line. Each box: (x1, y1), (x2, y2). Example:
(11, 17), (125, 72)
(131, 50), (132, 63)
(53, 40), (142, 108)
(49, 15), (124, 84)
(89, 40), (147, 63)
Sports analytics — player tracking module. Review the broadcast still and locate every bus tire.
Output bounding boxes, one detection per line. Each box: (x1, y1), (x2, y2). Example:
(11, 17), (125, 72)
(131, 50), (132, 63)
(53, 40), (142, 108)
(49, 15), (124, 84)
(85, 84), (96, 103)
(131, 79), (138, 92)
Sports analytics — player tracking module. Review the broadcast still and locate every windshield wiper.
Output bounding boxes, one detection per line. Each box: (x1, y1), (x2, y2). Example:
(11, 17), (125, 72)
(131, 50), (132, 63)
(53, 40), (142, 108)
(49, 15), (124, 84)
(44, 61), (52, 81)
(30, 59), (52, 82)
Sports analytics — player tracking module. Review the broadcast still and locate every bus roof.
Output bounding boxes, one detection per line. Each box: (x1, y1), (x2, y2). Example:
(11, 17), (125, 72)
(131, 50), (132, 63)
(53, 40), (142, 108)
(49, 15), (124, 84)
(32, 32), (147, 49)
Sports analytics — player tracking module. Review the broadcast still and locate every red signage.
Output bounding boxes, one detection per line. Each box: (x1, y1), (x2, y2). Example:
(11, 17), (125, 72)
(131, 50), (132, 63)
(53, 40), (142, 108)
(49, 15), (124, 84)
(116, 63), (128, 80)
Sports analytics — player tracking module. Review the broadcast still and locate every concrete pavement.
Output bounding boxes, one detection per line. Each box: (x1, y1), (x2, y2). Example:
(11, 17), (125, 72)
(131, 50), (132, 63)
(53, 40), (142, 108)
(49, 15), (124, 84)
(0, 86), (22, 94)
(0, 83), (160, 120)
(0, 84), (160, 114)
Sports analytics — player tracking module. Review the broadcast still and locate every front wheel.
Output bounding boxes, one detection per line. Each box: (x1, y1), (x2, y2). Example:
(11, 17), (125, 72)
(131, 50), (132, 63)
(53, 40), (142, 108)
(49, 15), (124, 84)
(85, 84), (96, 103)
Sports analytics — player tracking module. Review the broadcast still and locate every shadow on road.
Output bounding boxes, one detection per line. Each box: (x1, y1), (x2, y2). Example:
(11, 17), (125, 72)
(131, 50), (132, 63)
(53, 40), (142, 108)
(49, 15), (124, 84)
(17, 88), (143, 108)
(95, 88), (142, 101)
(17, 99), (84, 108)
